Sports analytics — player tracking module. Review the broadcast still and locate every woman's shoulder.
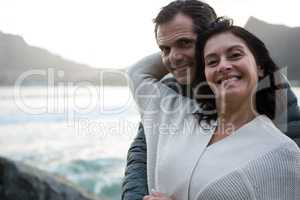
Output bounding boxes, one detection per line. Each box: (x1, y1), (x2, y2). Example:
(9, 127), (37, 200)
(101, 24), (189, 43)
(254, 115), (299, 146)
(245, 115), (300, 165)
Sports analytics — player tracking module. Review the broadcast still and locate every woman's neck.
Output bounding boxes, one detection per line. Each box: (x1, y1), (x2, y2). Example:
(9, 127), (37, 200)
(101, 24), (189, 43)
(215, 99), (257, 135)
(207, 98), (258, 146)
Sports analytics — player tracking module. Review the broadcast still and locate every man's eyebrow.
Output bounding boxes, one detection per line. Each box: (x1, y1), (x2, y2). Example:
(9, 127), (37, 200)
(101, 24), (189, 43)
(176, 37), (195, 42)
(158, 45), (169, 50)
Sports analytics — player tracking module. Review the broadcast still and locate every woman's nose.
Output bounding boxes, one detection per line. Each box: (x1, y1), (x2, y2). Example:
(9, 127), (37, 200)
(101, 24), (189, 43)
(217, 59), (232, 73)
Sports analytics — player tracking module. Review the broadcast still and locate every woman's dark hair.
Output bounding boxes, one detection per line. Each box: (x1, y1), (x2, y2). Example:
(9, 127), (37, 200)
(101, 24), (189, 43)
(195, 17), (286, 123)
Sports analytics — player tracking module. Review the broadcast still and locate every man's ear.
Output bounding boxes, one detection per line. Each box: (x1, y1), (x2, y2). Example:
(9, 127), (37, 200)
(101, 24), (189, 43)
(257, 65), (264, 78)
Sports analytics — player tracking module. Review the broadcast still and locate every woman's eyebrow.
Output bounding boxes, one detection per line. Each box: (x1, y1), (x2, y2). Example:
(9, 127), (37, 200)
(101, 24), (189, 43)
(227, 45), (244, 52)
(204, 44), (244, 58)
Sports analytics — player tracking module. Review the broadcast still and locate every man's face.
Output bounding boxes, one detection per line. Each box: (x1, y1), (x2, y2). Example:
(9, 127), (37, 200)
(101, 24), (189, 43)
(156, 13), (197, 85)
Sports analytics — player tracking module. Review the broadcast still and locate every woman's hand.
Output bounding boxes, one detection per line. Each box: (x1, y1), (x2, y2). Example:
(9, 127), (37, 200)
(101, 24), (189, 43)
(143, 191), (174, 200)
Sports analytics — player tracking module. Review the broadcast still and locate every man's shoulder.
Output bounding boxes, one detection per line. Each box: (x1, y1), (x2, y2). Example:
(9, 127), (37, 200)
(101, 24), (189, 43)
(161, 76), (182, 92)
(161, 76), (176, 84)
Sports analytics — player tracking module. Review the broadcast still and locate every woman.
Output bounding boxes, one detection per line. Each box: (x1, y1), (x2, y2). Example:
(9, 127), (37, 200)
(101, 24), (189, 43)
(128, 18), (300, 200)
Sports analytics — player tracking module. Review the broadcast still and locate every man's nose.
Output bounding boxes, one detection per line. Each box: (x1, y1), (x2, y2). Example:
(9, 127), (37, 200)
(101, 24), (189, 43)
(169, 48), (184, 67)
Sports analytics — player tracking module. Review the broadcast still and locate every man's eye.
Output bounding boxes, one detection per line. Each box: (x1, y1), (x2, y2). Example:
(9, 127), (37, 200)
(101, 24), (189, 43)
(178, 40), (193, 48)
(160, 47), (170, 55)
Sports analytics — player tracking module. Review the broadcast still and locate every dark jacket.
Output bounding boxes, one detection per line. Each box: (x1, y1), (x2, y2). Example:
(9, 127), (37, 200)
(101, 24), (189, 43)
(122, 81), (300, 200)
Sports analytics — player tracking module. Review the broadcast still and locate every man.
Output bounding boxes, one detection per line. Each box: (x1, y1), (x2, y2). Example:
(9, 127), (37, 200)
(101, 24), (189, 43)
(122, 1), (300, 200)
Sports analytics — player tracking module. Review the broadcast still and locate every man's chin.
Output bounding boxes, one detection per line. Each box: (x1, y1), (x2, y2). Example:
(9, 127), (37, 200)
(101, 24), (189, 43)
(176, 78), (191, 85)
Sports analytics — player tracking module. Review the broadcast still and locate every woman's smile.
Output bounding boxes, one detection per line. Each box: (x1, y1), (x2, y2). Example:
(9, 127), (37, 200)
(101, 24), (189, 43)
(204, 32), (260, 100)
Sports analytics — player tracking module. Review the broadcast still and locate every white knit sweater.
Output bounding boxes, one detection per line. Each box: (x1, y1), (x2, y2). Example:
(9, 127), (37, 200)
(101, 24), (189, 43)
(128, 53), (300, 200)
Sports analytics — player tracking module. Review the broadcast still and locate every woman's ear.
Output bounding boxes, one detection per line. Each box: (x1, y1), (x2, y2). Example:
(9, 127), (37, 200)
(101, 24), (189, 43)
(257, 65), (264, 78)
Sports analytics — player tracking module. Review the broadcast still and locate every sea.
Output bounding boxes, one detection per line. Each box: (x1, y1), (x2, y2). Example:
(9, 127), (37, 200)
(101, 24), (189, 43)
(1, 86), (299, 200)
(0, 86), (140, 200)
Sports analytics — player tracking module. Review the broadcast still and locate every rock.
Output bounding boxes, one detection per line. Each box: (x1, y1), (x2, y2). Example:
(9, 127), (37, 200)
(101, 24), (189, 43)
(0, 157), (102, 200)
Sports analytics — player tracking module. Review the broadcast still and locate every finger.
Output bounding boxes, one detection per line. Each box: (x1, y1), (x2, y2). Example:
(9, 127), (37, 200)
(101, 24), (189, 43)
(152, 191), (164, 197)
(143, 196), (161, 200)
(143, 195), (151, 200)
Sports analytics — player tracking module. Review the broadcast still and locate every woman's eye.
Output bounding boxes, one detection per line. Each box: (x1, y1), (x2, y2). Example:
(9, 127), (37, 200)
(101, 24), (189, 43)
(229, 52), (242, 59)
(206, 60), (218, 67)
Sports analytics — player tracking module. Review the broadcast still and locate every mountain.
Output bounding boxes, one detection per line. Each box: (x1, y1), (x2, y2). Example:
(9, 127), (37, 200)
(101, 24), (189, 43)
(245, 17), (300, 85)
(1, 18), (300, 86)
(0, 31), (127, 86)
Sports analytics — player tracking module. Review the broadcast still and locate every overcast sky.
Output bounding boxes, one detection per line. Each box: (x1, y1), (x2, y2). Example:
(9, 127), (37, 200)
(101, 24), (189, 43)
(0, 0), (299, 69)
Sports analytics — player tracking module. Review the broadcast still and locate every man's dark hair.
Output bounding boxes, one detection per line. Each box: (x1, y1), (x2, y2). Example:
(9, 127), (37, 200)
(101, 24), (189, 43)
(195, 17), (286, 123)
(153, 0), (217, 37)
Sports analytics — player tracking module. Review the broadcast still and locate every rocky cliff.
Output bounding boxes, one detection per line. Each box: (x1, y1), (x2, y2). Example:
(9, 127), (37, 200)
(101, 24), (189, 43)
(0, 31), (127, 86)
(0, 157), (102, 200)
(245, 17), (300, 84)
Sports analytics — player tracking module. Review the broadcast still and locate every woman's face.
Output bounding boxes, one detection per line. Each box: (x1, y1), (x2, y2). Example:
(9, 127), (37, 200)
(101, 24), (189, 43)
(203, 32), (263, 102)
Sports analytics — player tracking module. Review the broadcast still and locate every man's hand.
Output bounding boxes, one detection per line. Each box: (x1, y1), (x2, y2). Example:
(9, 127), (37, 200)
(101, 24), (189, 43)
(143, 191), (174, 200)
